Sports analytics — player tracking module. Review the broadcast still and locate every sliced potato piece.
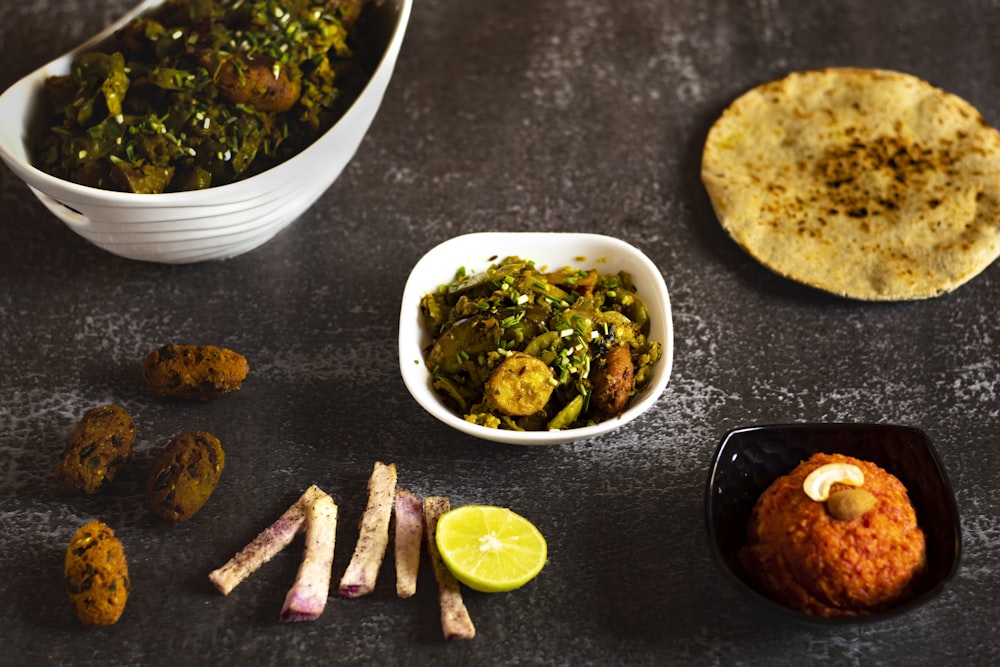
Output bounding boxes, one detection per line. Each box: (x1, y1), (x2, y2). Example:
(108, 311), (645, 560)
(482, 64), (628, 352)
(213, 53), (302, 113)
(485, 352), (555, 416)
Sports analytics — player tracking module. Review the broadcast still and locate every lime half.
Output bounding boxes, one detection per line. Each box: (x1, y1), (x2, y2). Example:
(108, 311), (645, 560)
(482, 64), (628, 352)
(435, 505), (547, 593)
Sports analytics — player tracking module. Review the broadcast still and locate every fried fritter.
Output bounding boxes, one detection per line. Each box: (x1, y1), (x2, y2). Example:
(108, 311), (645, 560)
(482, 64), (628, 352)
(65, 520), (130, 626)
(147, 431), (225, 523)
(143, 344), (248, 400)
(55, 404), (135, 494)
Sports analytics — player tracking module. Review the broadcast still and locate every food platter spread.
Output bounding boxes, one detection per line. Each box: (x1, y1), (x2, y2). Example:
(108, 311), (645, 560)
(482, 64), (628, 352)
(2, 0), (996, 664)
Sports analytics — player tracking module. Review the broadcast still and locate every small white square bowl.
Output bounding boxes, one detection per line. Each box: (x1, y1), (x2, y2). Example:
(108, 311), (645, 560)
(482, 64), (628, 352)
(398, 232), (674, 445)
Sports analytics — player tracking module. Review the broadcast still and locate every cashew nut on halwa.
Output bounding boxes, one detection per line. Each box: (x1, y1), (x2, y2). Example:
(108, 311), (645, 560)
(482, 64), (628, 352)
(802, 462), (865, 501)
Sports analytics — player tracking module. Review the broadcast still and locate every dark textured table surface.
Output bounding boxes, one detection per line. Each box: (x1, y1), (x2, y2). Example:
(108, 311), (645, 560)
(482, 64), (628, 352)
(2, 1), (999, 665)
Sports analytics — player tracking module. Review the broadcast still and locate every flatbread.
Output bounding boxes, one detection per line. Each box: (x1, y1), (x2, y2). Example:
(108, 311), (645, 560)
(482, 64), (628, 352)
(701, 67), (1000, 300)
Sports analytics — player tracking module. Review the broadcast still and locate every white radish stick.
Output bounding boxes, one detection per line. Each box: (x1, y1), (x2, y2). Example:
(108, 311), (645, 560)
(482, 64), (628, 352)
(423, 496), (476, 640)
(208, 484), (327, 595)
(280, 492), (338, 622)
(338, 461), (398, 598)
(393, 487), (424, 598)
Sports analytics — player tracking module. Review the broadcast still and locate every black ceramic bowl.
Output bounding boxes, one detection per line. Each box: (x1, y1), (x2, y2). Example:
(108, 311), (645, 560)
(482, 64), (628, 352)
(705, 423), (961, 625)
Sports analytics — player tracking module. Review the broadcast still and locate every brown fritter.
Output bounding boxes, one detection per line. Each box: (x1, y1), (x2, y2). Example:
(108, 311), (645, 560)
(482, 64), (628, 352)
(55, 404), (135, 494)
(143, 344), (248, 400)
(65, 520), (130, 626)
(147, 431), (225, 523)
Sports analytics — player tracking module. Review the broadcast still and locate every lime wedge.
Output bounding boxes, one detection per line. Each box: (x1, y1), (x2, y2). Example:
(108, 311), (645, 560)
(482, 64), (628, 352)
(434, 505), (547, 593)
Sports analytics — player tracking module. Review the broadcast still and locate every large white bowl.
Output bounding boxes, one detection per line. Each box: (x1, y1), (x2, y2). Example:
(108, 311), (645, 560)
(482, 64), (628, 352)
(398, 232), (674, 445)
(0, 0), (412, 263)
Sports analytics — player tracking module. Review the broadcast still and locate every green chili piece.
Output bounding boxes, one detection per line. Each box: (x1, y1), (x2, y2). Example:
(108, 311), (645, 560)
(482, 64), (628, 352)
(546, 393), (585, 430)
(522, 331), (560, 358)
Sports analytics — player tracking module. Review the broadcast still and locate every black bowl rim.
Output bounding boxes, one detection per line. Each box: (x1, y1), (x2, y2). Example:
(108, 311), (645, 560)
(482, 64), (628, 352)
(704, 422), (962, 626)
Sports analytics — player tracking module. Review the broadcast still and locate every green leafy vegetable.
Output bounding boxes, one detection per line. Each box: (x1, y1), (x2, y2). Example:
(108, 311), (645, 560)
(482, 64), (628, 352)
(34, 0), (373, 193)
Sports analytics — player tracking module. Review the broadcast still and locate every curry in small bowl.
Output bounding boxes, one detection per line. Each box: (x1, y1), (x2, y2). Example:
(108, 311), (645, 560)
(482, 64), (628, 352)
(399, 232), (674, 445)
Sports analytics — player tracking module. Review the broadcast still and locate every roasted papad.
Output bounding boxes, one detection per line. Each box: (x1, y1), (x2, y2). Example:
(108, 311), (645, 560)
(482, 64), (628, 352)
(701, 67), (1000, 300)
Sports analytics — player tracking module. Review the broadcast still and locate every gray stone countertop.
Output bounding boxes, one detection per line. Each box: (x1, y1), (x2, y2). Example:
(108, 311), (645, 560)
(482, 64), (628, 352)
(1, 0), (998, 665)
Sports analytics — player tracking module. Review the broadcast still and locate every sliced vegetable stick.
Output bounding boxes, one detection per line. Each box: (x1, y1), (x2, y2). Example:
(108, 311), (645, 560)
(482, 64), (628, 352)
(423, 496), (476, 640)
(280, 492), (338, 622)
(393, 487), (424, 598)
(208, 484), (327, 595)
(339, 461), (398, 598)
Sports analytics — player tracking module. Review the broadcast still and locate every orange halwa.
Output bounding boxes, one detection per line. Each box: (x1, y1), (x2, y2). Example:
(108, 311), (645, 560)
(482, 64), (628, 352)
(740, 452), (926, 617)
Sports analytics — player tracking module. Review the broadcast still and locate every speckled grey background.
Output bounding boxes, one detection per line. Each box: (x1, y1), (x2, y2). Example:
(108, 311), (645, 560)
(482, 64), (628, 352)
(1, 0), (998, 665)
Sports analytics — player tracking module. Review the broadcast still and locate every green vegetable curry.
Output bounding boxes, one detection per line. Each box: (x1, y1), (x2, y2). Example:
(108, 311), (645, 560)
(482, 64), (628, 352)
(33, 0), (373, 193)
(420, 257), (663, 432)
